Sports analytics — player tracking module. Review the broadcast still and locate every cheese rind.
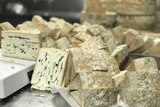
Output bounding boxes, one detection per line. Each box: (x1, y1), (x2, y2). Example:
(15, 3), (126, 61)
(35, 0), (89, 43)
(31, 48), (70, 91)
(0, 22), (15, 30)
(120, 57), (160, 106)
(111, 45), (128, 66)
(82, 88), (119, 107)
(116, 0), (156, 15)
(70, 37), (109, 73)
(1, 30), (42, 61)
(16, 21), (36, 30)
(117, 15), (155, 30)
(120, 88), (160, 107)
(80, 71), (113, 89)
(55, 37), (70, 49)
(84, 0), (106, 13)
(112, 26), (127, 45)
(80, 11), (117, 27)
(50, 17), (73, 37)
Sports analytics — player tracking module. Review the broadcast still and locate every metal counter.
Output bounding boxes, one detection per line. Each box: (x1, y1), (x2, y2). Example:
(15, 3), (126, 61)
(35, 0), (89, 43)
(0, 85), (70, 107)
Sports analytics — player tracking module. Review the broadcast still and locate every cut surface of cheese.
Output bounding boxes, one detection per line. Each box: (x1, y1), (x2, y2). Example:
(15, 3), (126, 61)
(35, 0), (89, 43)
(31, 48), (70, 91)
(1, 30), (42, 61)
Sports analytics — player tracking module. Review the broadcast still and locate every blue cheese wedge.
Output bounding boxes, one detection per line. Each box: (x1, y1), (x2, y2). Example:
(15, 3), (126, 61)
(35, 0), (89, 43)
(1, 30), (42, 61)
(31, 48), (73, 91)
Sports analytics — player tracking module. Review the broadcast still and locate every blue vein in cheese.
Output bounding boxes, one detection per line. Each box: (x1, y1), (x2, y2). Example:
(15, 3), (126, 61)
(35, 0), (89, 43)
(31, 48), (69, 91)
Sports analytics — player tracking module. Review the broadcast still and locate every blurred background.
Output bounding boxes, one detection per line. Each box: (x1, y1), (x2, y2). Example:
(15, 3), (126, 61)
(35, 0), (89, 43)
(0, 0), (84, 25)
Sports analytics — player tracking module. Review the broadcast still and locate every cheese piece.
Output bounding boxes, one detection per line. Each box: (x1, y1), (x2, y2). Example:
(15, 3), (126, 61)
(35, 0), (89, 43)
(31, 15), (46, 24)
(82, 88), (119, 107)
(1, 30), (42, 61)
(87, 24), (116, 52)
(116, 0), (156, 15)
(74, 32), (92, 42)
(31, 48), (72, 91)
(101, 29), (117, 52)
(42, 36), (56, 48)
(120, 88), (160, 107)
(157, 0), (160, 10)
(37, 22), (60, 37)
(50, 17), (73, 37)
(124, 29), (139, 47)
(84, 0), (106, 13)
(72, 24), (89, 34)
(99, 0), (118, 12)
(0, 22), (15, 30)
(143, 43), (160, 57)
(128, 36), (144, 53)
(117, 15), (155, 30)
(70, 37), (120, 75)
(55, 37), (70, 49)
(111, 45), (128, 66)
(124, 29), (144, 53)
(112, 26), (127, 45)
(136, 35), (154, 53)
(70, 37), (109, 73)
(32, 15), (60, 37)
(70, 32), (92, 46)
(80, 71), (113, 89)
(80, 11), (117, 27)
(122, 57), (160, 89)
(120, 57), (160, 106)
(70, 91), (83, 106)
(16, 21), (36, 30)
(67, 74), (82, 90)
(112, 70), (128, 87)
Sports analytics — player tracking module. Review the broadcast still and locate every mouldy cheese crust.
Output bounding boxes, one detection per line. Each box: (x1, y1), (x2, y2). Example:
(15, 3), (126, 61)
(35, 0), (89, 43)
(120, 57), (160, 107)
(1, 30), (42, 61)
(70, 37), (109, 73)
(80, 11), (117, 27)
(0, 22), (15, 48)
(116, 0), (156, 15)
(116, 15), (156, 30)
(82, 88), (119, 107)
(80, 71), (113, 89)
(84, 0), (106, 13)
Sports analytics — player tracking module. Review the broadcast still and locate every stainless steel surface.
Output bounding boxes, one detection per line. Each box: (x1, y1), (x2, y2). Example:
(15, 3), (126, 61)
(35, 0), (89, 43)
(0, 85), (70, 107)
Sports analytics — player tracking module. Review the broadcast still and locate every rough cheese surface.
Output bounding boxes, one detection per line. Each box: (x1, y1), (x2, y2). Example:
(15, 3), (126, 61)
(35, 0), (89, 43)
(82, 88), (119, 107)
(120, 57), (160, 107)
(116, 0), (156, 15)
(117, 15), (155, 30)
(31, 48), (69, 91)
(80, 71), (113, 89)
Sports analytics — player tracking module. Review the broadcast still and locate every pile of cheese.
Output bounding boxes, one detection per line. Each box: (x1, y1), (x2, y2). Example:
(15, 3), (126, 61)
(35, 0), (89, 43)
(81, 0), (156, 30)
(0, 16), (160, 107)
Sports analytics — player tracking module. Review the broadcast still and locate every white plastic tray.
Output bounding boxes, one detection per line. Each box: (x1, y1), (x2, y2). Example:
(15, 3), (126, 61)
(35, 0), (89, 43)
(0, 50), (35, 99)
